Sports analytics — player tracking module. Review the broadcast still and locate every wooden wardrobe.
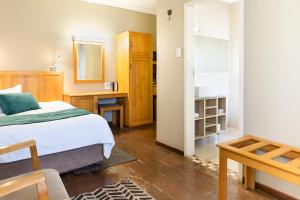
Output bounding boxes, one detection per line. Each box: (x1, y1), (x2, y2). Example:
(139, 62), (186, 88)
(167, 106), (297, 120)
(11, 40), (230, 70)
(116, 31), (153, 127)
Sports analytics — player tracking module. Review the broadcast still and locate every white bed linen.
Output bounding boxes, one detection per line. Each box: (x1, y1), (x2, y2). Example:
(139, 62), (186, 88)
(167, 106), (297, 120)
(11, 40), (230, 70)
(0, 101), (115, 163)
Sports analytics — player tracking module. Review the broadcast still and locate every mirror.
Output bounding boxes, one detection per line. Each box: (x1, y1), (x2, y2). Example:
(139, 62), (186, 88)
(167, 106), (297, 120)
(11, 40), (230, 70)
(73, 39), (105, 83)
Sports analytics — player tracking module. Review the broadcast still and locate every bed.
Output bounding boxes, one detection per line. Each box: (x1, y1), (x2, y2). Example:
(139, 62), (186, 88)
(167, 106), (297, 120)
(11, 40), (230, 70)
(0, 72), (115, 179)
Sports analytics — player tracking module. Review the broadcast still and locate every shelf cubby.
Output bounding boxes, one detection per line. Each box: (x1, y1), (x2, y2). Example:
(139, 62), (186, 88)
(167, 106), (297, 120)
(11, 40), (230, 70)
(218, 115), (227, 131)
(194, 96), (227, 141)
(206, 98), (217, 107)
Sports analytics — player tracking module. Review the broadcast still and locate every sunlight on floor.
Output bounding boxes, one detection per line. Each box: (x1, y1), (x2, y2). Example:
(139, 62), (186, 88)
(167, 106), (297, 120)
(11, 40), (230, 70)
(195, 127), (242, 171)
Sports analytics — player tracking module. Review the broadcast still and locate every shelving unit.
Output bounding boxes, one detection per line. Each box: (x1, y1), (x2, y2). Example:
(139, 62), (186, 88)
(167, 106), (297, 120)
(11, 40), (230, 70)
(194, 96), (227, 141)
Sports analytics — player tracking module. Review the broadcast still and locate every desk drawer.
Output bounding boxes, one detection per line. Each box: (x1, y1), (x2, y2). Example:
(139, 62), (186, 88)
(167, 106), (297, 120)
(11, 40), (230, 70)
(64, 96), (94, 112)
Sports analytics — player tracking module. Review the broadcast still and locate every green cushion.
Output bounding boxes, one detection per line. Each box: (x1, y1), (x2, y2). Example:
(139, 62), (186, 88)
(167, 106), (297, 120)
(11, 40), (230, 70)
(0, 93), (41, 115)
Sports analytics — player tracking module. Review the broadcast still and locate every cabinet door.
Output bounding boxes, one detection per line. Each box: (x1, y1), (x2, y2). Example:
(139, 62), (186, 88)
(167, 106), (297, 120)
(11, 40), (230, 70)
(130, 32), (152, 58)
(129, 58), (153, 125)
(70, 96), (95, 113)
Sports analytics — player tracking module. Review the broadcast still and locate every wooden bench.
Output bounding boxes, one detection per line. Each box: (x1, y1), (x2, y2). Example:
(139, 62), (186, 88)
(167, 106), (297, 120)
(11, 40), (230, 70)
(99, 104), (123, 128)
(218, 135), (300, 200)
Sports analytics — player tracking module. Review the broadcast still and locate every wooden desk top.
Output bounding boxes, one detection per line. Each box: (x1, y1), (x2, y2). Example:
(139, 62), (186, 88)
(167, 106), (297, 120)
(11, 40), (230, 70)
(64, 91), (127, 98)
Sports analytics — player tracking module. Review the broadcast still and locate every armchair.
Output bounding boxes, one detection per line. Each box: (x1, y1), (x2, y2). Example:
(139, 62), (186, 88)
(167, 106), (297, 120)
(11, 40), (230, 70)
(0, 140), (69, 200)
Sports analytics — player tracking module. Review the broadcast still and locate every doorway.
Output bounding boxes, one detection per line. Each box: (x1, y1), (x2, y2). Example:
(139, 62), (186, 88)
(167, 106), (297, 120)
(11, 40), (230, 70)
(184, 0), (244, 173)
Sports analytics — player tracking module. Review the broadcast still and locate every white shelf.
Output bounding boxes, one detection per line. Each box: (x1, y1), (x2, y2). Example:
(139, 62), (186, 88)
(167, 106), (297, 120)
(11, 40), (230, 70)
(206, 114), (217, 118)
(195, 116), (204, 121)
(206, 131), (216, 136)
(195, 96), (227, 140)
(195, 135), (205, 140)
(205, 123), (217, 128)
(206, 106), (217, 109)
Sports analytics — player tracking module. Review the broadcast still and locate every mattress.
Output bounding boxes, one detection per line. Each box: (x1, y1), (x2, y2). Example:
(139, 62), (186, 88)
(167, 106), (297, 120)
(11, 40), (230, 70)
(0, 101), (115, 163)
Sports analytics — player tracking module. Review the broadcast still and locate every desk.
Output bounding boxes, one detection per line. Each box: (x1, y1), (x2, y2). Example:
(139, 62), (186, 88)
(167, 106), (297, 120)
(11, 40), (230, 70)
(64, 91), (127, 113)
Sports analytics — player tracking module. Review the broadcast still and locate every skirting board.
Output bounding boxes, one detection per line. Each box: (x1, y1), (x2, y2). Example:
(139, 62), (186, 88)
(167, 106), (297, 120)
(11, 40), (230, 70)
(256, 182), (298, 200)
(155, 141), (184, 156)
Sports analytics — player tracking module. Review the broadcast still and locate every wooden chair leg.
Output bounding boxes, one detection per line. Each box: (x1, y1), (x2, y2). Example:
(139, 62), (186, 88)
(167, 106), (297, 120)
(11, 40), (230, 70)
(219, 149), (227, 200)
(120, 107), (123, 128)
(244, 165), (256, 190)
(112, 111), (117, 126)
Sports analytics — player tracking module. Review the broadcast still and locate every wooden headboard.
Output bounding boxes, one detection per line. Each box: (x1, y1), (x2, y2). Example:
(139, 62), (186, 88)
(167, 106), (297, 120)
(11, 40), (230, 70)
(0, 71), (64, 101)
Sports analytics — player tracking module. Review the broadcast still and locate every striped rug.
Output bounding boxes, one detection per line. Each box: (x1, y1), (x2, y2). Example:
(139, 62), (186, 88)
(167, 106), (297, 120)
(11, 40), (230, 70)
(71, 180), (154, 200)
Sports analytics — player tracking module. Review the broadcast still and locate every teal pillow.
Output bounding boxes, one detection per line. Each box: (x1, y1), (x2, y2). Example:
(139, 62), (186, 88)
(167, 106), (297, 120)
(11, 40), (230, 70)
(0, 93), (41, 115)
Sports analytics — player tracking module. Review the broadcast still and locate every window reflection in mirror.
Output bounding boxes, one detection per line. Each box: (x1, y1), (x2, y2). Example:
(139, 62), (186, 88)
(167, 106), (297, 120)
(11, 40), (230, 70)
(73, 39), (104, 83)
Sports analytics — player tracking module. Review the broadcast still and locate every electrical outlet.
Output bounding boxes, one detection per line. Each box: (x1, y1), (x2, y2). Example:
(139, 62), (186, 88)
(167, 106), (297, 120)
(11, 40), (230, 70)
(104, 82), (111, 90)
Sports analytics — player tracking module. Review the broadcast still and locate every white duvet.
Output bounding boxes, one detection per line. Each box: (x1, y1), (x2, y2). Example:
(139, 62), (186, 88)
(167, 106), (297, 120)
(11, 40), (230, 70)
(0, 101), (115, 163)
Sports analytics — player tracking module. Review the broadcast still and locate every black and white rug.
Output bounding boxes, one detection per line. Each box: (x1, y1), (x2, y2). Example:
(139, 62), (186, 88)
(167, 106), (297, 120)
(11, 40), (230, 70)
(71, 180), (154, 200)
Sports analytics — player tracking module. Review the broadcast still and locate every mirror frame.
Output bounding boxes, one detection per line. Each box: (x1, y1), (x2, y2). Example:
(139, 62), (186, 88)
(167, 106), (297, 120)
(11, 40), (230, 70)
(73, 40), (105, 83)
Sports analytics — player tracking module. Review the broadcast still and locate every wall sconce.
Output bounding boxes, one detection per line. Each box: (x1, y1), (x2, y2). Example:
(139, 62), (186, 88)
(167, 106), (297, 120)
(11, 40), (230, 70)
(167, 9), (173, 21)
(50, 54), (62, 72)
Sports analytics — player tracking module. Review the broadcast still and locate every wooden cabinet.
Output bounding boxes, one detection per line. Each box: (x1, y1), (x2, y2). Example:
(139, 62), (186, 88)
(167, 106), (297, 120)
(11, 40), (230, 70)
(130, 32), (152, 58)
(116, 31), (153, 127)
(64, 96), (95, 113)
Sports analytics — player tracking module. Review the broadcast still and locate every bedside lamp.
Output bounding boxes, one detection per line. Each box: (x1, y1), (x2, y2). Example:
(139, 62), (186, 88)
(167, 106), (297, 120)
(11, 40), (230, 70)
(50, 54), (62, 72)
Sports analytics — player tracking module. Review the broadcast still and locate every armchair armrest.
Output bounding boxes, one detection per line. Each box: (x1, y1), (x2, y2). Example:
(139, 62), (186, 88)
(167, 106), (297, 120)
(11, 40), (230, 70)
(0, 171), (48, 200)
(0, 140), (40, 170)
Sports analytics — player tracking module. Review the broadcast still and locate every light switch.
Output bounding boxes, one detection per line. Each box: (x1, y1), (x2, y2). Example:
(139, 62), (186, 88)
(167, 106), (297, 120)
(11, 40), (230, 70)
(176, 48), (182, 58)
(104, 82), (111, 90)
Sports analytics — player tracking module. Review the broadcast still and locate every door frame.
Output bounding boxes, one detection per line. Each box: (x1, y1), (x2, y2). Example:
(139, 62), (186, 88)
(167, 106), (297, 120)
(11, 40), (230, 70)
(183, 0), (245, 157)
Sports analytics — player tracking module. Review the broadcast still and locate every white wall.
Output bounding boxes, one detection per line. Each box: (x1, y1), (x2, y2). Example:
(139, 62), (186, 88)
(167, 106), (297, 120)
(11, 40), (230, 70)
(194, 0), (229, 40)
(228, 2), (239, 128)
(245, 0), (300, 198)
(194, 36), (229, 97)
(157, 0), (189, 151)
(0, 0), (156, 92)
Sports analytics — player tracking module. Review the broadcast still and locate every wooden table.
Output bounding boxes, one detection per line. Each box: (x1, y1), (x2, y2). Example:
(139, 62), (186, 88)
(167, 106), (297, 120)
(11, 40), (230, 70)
(64, 91), (127, 114)
(218, 135), (300, 200)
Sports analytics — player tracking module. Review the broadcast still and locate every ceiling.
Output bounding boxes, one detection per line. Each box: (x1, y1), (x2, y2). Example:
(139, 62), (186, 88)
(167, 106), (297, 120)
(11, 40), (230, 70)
(81, 0), (238, 15)
(82, 0), (156, 15)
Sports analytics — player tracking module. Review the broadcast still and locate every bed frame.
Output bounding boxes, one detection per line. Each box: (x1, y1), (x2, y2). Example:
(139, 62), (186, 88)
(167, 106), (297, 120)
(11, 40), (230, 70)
(0, 71), (105, 179)
(0, 71), (63, 101)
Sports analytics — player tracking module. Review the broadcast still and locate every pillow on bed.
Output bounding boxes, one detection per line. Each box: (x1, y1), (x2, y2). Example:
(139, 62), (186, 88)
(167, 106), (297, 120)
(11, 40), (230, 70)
(0, 84), (22, 94)
(0, 84), (22, 116)
(0, 92), (41, 115)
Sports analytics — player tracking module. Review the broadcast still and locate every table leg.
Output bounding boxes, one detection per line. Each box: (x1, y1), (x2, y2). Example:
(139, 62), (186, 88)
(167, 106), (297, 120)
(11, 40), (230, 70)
(219, 149), (227, 200)
(244, 165), (256, 190)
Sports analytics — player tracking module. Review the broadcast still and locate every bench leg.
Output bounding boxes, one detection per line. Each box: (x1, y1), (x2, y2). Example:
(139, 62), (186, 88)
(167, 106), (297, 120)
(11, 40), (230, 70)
(120, 108), (124, 128)
(219, 149), (227, 200)
(244, 165), (256, 190)
(112, 111), (117, 126)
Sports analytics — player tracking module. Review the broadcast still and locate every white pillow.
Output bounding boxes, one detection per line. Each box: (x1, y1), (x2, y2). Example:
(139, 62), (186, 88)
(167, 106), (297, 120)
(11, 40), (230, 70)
(0, 84), (22, 116)
(0, 84), (22, 94)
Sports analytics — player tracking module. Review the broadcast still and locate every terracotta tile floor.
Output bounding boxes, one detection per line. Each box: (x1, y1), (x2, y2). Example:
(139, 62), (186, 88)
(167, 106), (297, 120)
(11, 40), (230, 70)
(62, 125), (275, 200)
